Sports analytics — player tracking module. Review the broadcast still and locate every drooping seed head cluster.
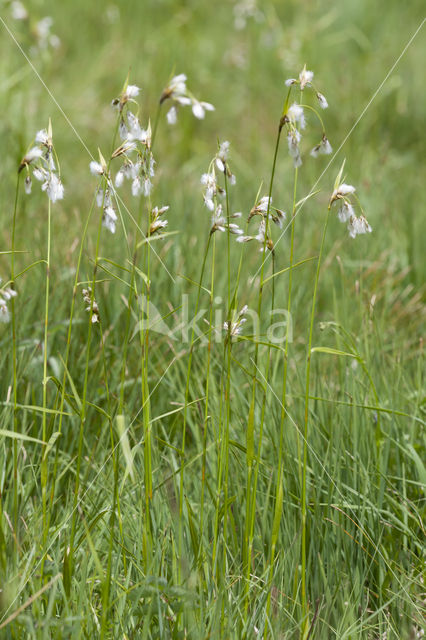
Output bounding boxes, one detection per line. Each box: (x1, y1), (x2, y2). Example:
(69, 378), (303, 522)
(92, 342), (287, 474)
(201, 141), (242, 236)
(111, 84), (141, 113)
(0, 279), (17, 324)
(20, 121), (64, 203)
(149, 206), (170, 235)
(223, 304), (249, 338)
(90, 154), (118, 234)
(237, 195), (286, 253)
(285, 65), (328, 107)
(160, 73), (215, 125)
(90, 80), (164, 235)
(82, 287), (100, 324)
(282, 66), (332, 168)
(330, 180), (372, 239)
(112, 83), (155, 201)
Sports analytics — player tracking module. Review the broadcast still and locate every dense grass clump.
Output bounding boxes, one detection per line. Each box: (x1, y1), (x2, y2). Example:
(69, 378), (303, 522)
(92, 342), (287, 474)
(0, 1), (424, 638)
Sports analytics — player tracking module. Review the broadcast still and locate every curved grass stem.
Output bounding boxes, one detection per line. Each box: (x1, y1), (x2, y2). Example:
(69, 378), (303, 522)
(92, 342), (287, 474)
(301, 205), (332, 634)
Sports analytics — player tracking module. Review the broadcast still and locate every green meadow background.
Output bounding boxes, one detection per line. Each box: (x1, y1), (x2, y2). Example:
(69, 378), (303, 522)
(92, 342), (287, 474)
(0, 0), (424, 637)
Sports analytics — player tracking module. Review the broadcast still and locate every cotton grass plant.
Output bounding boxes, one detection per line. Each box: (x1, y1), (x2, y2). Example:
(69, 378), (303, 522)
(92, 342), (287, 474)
(0, 34), (423, 640)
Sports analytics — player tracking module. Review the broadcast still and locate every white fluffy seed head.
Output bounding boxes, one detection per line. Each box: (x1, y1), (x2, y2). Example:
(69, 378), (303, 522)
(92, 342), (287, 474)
(126, 84), (140, 98)
(316, 92), (328, 109)
(90, 161), (104, 175)
(299, 67), (314, 90)
(167, 106), (177, 125)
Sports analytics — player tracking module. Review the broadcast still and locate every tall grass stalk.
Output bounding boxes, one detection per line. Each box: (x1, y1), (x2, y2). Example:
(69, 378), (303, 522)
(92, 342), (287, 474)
(265, 163), (298, 629)
(119, 103), (162, 570)
(67, 118), (121, 584)
(141, 209), (153, 558)
(198, 232), (216, 621)
(10, 175), (21, 548)
(139, 105), (163, 562)
(68, 196), (105, 578)
(301, 202), (332, 633)
(98, 320), (115, 639)
(243, 111), (284, 619)
(179, 235), (211, 582)
(44, 191), (96, 577)
(212, 189), (249, 585)
(40, 195), (51, 544)
(220, 170), (233, 619)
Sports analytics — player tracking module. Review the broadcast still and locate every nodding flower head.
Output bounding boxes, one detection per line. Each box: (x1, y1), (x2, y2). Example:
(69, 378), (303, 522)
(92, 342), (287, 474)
(285, 65), (313, 90)
(249, 195), (272, 220)
(310, 134), (332, 157)
(223, 305), (249, 339)
(192, 99), (215, 120)
(112, 83), (141, 112)
(282, 104), (305, 168)
(149, 205), (170, 236)
(330, 182), (356, 204)
(286, 103), (306, 129)
(285, 65), (328, 109)
(90, 160), (105, 176)
(160, 72), (214, 125)
(201, 142), (237, 230)
(248, 195), (285, 230)
(96, 184), (118, 234)
(214, 140), (236, 183)
(240, 195), (283, 252)
(282, 67), (331, 167)
(299, 66), (314, 90)
(255, 219), (276, 253)
(160, 73), (188, 104)
(347, 214), (372, 238)
(287, 128), (302, 168)
(201, 170), (220, 211)
(82, 287), (100, 324)
(119, 112), (151, 147)
(90, 151), (119, 234)
(210, 204), (243, 236)
(216, 141), (230, 171)
(0, 279), (17, 324)
(329, 170), (372, 239)
(20, 120), (64, 202)
(109, 83), (156, 201)
(316, 92), (328, 109)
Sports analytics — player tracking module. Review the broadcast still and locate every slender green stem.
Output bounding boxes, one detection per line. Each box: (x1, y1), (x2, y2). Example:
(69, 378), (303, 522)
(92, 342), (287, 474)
(265, 165), (299, 629)
(247, 250), (275, 618)
(198, 232), (216, 623)
(10, 175), (20, 551)
(299, 103), (326, 133)
(243, 122), (282, 618)
(69, 193), (105, 567)
(41, 197), (52, 546)
(99, 320), (114, 639)
(138, 104), (163, 566)
(68, 116), (121, 584)
(221, 170), (232, 623)
(301, 204), (332, 632)
(45, 190), (97, 578)
(141, 216), (152, 558)
(179, 235), (211, 583)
